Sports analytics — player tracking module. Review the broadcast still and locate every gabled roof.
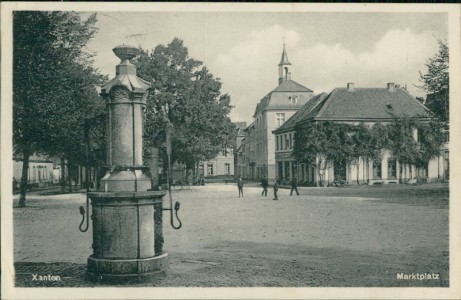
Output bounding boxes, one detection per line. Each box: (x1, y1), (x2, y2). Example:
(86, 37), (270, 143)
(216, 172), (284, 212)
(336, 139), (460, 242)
(273, 92), (328, 134)
(314, 87), (432, 121)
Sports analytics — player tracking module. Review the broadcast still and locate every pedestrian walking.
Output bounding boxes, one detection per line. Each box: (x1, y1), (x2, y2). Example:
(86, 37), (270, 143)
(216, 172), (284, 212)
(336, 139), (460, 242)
(237, 177), (244, 198)
(273, 180), (279, 200)
(290, 178), (299, 196)
(261, 176), (268, 196)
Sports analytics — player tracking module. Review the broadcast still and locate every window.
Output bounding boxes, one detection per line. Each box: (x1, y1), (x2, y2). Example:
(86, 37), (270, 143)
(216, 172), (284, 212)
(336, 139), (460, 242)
(225, 163), (230, 175)
(387, 157), (397, 178)
(276, 135), (279, 151)
(334, 159), (347, 181)
(33, 166), (36, 181)
(207, 163), (213, 176)
(284, 162), (290, 179)
(276, 113), (285, 127)
(289, 95), (298, 104)
(417, 164), (428, 178)
(412, 127), (418, 142)
(285, 134), (289, 149)
(289, 133), (292, 148)
(373, 160), (382, 179)
(278, 162), (283, 180)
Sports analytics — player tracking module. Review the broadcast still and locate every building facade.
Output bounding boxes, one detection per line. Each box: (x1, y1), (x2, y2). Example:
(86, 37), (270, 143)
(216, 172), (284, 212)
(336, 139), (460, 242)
(13, 154), (57, 188)
(273, 83), (448, 186)
(242, 45), (313, 181)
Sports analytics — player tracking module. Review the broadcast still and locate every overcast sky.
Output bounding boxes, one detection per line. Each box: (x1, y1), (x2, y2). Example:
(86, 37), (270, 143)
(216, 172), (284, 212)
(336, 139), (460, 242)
(84, 11), (447, 124)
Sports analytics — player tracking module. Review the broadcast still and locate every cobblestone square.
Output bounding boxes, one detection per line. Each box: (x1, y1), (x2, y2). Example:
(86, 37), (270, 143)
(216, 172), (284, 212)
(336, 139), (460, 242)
(12, 183), (448, 287)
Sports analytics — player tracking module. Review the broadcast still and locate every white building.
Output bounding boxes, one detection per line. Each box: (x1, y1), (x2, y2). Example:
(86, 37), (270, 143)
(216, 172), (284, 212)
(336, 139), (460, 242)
(242, 45), (313, 181)
(273, 83), (448, 186)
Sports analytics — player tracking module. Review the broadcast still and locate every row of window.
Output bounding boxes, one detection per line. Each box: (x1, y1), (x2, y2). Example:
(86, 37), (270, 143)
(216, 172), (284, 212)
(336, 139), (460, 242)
(28, 166), (49, 182)
(255, 114), (266, 130)
(205, 163), (231, 176)
(276, 133), (294, 151)
(373, 158), (397, 179)
(276, 158), (401, 181)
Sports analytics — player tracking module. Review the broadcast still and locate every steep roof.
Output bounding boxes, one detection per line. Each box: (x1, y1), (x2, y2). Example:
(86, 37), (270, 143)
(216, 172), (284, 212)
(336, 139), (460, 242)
(278, 45), (291, 66)
(253, 80), (313, 116)
(314, 87), (432, 121)
(272, 86), (433, 134)
(272, 79), (313, 93)
(273, 92), (328, 133)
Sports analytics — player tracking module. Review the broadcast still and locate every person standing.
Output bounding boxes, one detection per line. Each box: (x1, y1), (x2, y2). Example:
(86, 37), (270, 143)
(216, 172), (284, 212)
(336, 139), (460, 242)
(290, 177), (299, 196)
(261, 176), (268, 196)
(237, 177), (244, 198)
(273, 180), (279, 200)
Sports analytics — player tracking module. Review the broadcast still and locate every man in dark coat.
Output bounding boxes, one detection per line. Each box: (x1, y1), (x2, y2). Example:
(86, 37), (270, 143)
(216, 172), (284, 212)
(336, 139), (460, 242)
(237, 177), (244, 198)
(273, 180), (279, 200)
(261, 176), (268, 196)
(290, 177), (299, 196)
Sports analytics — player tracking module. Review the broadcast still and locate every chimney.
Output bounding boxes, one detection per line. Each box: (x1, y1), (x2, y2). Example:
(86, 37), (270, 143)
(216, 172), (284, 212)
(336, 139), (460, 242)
(387, 82), (395, 92)
(347, 82), (354, 91)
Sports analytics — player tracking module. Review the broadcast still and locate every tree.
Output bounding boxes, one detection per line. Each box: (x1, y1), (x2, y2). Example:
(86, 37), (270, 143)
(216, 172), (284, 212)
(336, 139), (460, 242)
(419, 40), (449, 123)
(135, 38), (236, 183)
(294, 121), (353, 186)
(294, 118), (444, 186)
(387, 118), (420, 182)
(13, 12), (105, 206)
(350, 123), (373, 185)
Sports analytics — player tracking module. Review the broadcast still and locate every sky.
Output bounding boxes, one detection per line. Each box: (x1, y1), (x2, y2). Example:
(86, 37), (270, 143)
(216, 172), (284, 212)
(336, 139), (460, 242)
(83, 11), (448, 124)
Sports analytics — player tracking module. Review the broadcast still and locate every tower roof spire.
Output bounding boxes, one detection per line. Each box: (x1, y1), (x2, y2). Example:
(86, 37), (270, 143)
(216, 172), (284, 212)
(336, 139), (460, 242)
(278, 44), (291, 66)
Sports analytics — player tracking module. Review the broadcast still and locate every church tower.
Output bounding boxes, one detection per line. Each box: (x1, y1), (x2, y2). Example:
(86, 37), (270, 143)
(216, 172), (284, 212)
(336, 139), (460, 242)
(278, 44), (292, 85)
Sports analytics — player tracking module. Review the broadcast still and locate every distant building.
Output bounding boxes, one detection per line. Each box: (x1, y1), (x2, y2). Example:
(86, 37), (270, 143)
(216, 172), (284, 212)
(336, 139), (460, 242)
(199, 149), (234, 178)
(196, 122), (246, 179)
(13, 154), (59, 188)
(242, 45), (313, 181)
(234, 122), (247, 178)
(273, 83), (447, 185)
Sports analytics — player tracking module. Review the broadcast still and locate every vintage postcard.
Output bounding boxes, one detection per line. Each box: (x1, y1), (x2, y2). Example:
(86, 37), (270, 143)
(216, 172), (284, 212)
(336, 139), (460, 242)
(2, 2), (460, 300)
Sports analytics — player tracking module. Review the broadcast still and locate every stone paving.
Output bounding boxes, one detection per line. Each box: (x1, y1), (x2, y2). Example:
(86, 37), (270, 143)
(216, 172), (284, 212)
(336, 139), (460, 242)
(11, 183), (449, 287)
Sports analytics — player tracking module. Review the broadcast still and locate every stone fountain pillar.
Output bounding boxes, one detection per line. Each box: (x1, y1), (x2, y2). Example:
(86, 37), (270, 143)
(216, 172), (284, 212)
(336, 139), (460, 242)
(86, 45), (167, 282)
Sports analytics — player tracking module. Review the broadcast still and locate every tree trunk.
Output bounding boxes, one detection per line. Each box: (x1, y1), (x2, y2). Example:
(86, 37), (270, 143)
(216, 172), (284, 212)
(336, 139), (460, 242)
(68, 160), (73, 192)
(366, 158), (370, 184)
(356, 159), (360, 185)
(18, 145), (31, 207)
(60, 158), (66, 193)
(195, 161), (199, 185)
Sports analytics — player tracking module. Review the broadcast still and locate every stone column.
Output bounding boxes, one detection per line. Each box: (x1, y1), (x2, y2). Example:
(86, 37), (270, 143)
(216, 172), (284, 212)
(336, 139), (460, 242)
(86, 45), (168, 282)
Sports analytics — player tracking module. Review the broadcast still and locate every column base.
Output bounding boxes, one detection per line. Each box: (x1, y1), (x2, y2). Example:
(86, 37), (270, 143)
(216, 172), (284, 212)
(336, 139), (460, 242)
(87, 252), (168, 283)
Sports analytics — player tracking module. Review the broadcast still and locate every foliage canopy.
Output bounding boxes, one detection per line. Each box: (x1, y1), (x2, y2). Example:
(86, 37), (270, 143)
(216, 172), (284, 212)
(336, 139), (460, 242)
(13, 11), (106, 205)
(135, 38), (236, 172)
